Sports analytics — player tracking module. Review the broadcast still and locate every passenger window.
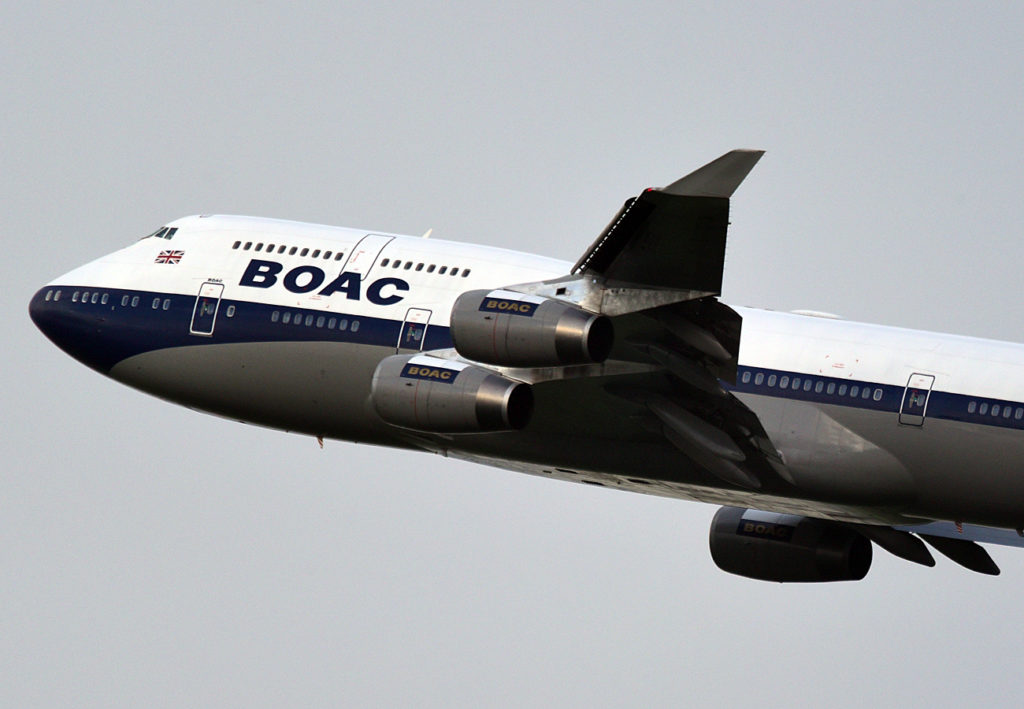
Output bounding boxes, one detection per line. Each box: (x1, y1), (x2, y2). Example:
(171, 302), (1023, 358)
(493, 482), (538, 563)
(754, 373), (764, 385)
(779, 376), (789, 388)
(334, 252), (345, 261)
(741, 371), (751, 384)
(381, 258), (390, 267)
(826, 382), (836, 395)
(278, 245), (287, 254)
(992, 405), (1001, 417)
(862, 387), (871, 399)
(244, 242), (252, 250)
(91, 293), (99, 304)
(45, 290), (52, 301)
(850, 385), (859, 397)
(439, 266), (448, 274)
(791, 377), (800, 390)
(300, 248), (309, 257)
(1004, 406), (1012, 418)
(450, 268), (459, 276)
(873, 388), (883, 401)
(328, 317), (336, 329)
(814, 381), (824, 393)
(282, 312), (291, 324)
(131, 296), (139, 307)
(316, 316), (325, 328)
(312, 250), (321, 258)
(289, 247), (298, 255)
(767, 374), (777, 387)
(305, 314), (314, 326)
(255, 243), (264, 251)
(803, 379), (812, 392)
(980, 403), (989, 415)
(267, 244), (275, 252)
(102, 293), (110, 304)
(404, 262), (413, 270)
(324, 251), (332, 259)
(339, 319), (348, 331)
(838, 384), (848, 396)
(272, 311), (280, 322)
(72, 291), (79, 302)
(152, 297), (160, 309)
(416, 263), (424, 271)
(351, 320), (360, 332)
(1016, 408), (1023, 420)
(54, 290), (62, 301)
(121, 295), (129, 306)
(968, 401), (977, 413)
(293, 314), (302, 326)
(82, 291), (89, 302)
(392, 260), (402, 268)
(162, 299), (170, 310)
(462, 269), (471, 277)
(427, 264), (436, 273)
(226, 305), (236, 318)
(233, 241), (241, 249)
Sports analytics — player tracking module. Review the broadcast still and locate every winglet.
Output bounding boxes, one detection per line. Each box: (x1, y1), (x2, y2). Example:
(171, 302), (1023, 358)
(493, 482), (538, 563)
(662, 149), (765, 198)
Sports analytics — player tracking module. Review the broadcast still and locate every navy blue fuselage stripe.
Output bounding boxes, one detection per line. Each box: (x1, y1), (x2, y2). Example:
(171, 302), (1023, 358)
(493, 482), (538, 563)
(34, 286), (1024, 432)
(33, 286), (452, 372)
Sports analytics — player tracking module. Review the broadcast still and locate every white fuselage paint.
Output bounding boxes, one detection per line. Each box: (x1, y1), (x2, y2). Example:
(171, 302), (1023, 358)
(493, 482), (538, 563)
(32, 215), (1024, 531)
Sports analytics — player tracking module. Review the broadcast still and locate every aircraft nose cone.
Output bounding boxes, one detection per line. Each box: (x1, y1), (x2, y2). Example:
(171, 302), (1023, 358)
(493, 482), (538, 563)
(29, 286), (114, 373)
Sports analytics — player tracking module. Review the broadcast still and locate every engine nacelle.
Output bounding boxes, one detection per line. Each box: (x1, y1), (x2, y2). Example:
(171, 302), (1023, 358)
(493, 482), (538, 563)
(709, 507), (872, 583)
(370, 354), (533, 433)
(450, 289), (613, 367)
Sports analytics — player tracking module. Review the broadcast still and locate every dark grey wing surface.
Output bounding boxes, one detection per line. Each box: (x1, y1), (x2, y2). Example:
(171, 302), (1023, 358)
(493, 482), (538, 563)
(573, 149), (763, 293)
(490, 150), (786, 490)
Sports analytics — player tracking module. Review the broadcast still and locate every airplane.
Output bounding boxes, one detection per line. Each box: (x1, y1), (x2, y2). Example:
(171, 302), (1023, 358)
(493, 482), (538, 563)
(29, 149), (1024, 582)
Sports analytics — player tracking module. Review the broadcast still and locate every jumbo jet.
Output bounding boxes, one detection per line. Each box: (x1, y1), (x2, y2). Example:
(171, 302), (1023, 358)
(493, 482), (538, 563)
(29, 150), (1024, 582)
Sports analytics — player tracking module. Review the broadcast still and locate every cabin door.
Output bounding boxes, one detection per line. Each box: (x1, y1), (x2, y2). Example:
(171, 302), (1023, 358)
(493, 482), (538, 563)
(397, 308), (431, 353)
(343, 234), (394, 278)
(190, 282), (224, 336)
(899, 373), (935, 426)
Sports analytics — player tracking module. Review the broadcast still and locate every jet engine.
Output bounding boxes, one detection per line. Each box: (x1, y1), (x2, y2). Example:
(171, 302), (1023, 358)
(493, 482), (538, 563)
(709, 507), (872, 582)
(370, 354), (533, 433)
(450, 289), (613, 367)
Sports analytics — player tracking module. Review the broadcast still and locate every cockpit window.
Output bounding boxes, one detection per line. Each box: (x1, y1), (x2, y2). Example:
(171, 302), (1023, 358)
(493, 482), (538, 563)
(141, 226), (178, 240)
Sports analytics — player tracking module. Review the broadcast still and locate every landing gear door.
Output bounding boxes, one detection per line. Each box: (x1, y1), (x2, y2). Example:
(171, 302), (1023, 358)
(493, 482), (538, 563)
(190, 282), (224, 336)
(397, 308), (431, 353)
(899, 373), (935, 426)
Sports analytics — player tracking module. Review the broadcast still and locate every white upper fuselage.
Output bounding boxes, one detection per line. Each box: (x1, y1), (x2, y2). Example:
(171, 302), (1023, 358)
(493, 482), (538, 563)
(30, 215), (1024, 531)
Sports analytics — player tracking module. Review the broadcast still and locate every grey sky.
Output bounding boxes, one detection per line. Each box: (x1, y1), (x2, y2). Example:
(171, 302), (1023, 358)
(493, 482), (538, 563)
(5, 2), (1024, 706)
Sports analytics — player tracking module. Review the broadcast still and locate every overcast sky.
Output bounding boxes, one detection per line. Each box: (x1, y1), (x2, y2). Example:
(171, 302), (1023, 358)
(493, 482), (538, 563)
(5, 2), (1024, 707)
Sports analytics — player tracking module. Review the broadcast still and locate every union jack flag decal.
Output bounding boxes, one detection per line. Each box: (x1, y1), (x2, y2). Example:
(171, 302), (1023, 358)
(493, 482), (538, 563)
(155, 250), (184, 264)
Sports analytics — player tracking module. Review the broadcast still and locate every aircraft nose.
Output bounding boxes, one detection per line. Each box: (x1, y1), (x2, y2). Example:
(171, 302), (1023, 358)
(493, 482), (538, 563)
(29, 286), (60, 340)
(29, 286), (115, 373)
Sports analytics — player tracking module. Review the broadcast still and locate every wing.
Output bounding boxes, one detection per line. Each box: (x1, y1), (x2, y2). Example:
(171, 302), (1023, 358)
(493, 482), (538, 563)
(573, 149), (764, 293)
(439, 150), (788, 491)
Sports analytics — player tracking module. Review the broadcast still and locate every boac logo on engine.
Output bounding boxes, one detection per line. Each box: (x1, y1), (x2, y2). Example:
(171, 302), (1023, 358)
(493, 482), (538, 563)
(239, 259), (409, 305)
(480, 298), (537, 316)
(401, 363), (458, 382)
